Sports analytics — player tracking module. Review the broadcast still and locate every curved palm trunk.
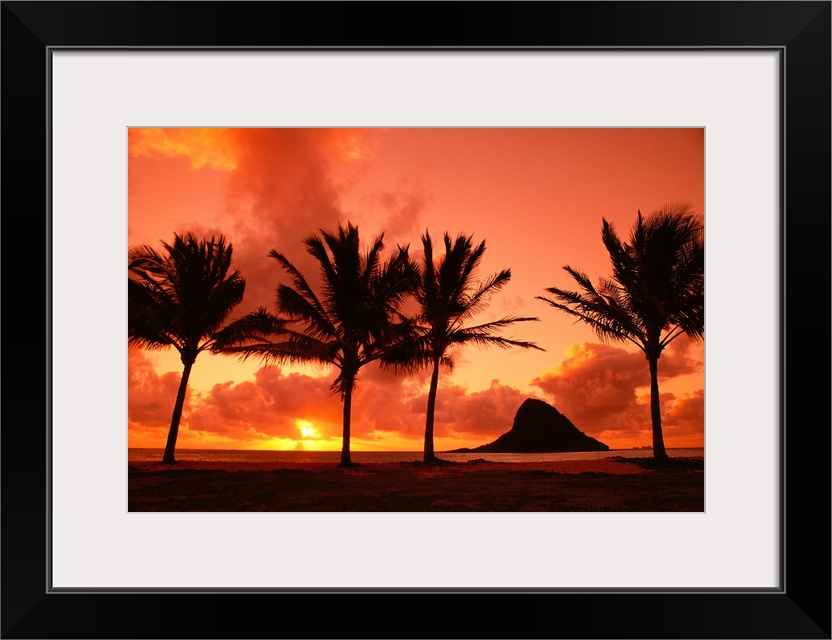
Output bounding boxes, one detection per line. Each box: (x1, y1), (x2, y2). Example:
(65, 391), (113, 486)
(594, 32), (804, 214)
(162, 361), (193, 464)
(648, 355), (668, 460)
(338, 377), (354, 467)
(423, 355), (442, 463)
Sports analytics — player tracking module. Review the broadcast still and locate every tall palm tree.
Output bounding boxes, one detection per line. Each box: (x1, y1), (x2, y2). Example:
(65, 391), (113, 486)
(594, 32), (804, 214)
(128, 232), (247, 464)
(385, 231), (543, 463)
(220, 222), (417, 467)
(537, 204), (704, 460)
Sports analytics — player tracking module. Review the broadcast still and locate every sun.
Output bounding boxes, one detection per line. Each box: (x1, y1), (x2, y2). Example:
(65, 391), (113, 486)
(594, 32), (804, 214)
(297, 420), (318, 439)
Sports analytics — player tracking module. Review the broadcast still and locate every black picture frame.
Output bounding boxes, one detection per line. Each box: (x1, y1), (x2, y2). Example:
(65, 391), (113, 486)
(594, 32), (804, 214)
(2, 2), (829, 638)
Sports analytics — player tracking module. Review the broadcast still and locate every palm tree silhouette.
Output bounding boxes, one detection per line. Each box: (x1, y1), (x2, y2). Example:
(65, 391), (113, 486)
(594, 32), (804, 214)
(128, 233), (247, 464)
(220, 223), (417, 467)
(384, 231), (543, 463)
(537, 204), (704, 460)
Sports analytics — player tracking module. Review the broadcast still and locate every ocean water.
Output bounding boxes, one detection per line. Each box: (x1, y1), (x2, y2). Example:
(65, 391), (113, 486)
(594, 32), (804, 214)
(128, 447), (704, 464)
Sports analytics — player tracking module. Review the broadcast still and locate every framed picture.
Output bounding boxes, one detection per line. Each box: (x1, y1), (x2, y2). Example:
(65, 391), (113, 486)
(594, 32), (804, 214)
(3, 2), (829, 638)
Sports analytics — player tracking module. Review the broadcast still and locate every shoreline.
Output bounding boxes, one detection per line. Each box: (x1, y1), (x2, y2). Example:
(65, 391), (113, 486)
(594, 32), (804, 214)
(128, 456), (694, 474)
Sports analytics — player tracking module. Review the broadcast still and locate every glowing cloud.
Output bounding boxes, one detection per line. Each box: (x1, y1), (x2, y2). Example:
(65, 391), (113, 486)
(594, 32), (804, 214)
(128, 128), (239, 171)
(128, 128), (705, 452)
(531, 340), (703, 447)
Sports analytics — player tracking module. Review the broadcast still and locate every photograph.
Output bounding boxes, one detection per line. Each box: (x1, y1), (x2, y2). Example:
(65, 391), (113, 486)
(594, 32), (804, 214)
(2, 1), (828, 638)
(127, 127), (705, 512)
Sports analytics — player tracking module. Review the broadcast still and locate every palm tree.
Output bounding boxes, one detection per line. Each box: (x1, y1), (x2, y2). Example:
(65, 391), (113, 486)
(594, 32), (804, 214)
(385, 231), (543, 463)
(219, 222), (417, 467)
(128, 232), (247, 464)
(537, 204), (704, 460)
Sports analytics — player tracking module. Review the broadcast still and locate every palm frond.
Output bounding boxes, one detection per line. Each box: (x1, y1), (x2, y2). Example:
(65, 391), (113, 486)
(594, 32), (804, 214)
(457, 268), (512, 323)
(209, 307), (289, 352)
(394, 230), (540, 376)
(378, 332), (435, 373)
(277, 284), (339, 342)
(371, 246), (419, 314)
(243, 224), (421, 398)
(268, 250), (337, 335)
(541, 204), (704, 356)
(127, 233), (245, 361)
(219, 330), (334, 367)
(449, 332), (542, 351)
(537, 288), (645, 349)
(453, 315), (542, 336)
(305, 232), (341, 302)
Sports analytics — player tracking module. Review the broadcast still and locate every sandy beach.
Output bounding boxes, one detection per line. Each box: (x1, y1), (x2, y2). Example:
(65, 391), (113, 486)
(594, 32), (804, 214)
(128, 456), (704, 512)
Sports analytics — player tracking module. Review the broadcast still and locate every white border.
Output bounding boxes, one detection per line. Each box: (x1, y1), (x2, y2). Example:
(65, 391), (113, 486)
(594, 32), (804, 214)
(51, 51), (780, 588)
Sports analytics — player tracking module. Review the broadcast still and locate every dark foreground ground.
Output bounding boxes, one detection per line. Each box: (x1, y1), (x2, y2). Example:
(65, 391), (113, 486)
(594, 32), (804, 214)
(128, 456), (704, 512)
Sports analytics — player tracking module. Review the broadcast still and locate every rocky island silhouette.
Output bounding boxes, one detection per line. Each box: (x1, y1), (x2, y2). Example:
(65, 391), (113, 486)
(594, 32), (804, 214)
(448, 398), (609, 453)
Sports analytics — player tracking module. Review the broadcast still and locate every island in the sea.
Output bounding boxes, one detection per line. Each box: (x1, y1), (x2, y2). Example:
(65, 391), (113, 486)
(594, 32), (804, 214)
(447, 398), (609, 453)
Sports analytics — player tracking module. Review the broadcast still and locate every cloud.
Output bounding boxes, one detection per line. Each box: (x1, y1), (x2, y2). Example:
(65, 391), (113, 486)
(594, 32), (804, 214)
(128, 336), (703, 451)
(128, 339), (703, 450)
(201, 129), (431, 316)
(655, 335), (705, 378)
(185, 365), (343, 444)
(531, 342), (645, 427)
(128, 347), (545, 450)
(128, 349), (342, 448)
(356, 182), (432, 248)
(662, 389), (705, 441)
(183, 361), (429, 444)
(427, 380), (536, 441)
(530, 340), (704, 446)
(129, 128), (429, 317)
(354, 374), (540, 446)
(128, 128), (238, 171)
(128, 347), (188, 445)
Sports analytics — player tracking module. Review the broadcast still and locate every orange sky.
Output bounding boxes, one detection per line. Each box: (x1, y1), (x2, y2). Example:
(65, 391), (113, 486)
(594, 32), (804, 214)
(128, 128), (704, 452)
